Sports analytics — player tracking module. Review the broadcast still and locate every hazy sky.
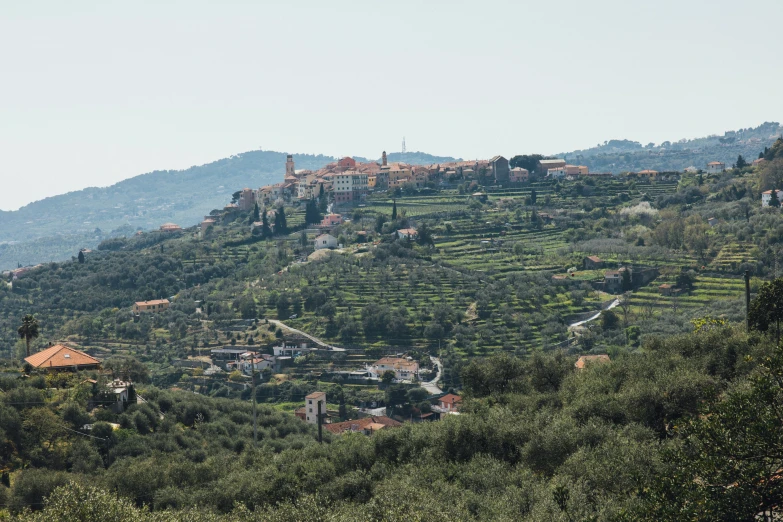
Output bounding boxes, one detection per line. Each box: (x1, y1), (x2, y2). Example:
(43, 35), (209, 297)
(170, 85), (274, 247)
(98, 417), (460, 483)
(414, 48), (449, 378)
(1, 0), (781, 210)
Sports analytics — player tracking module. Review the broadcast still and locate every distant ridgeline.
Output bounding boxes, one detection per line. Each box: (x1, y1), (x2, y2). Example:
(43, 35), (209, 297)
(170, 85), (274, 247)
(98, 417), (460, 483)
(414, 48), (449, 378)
(558, 121), (782, 173)
(0, 150), (455, 270)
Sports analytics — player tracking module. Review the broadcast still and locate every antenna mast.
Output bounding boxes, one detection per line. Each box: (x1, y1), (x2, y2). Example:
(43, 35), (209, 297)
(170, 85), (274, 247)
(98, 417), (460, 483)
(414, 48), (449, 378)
(402, 136), (406, 154)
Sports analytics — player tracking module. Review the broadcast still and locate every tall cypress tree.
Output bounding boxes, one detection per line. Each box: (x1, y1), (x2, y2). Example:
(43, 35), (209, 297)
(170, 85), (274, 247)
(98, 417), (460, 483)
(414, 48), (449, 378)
(261, 209), (272, 238)
(278, 205), (287, 233)
(391, 199), (397, 220)
(770, 190), (781, 208)
(252, 202), (260, 222)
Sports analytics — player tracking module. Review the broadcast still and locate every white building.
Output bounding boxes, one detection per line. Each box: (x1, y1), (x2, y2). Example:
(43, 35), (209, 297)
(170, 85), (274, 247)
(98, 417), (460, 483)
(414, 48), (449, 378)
(706, 161), (726, 174)
(548, 167), (566, 179)
(762, 189), (783, 207)
(240, 354), (275, 374)
(368, 357), (419, 381)
(314, 234), (338, 250)
(273, 343), (313, 357)
(305, 391), (326, 424)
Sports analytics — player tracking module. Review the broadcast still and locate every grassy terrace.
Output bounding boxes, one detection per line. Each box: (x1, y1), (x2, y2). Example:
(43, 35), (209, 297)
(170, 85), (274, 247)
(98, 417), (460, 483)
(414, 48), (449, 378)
(259, 177), (753, 356)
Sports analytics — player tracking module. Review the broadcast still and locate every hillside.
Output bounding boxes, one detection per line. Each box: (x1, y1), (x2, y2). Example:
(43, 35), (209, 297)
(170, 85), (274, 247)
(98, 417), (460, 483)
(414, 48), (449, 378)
(559, 121), (782, 173)
(0, 150), (457, 270)
(1, 159), (782, 519)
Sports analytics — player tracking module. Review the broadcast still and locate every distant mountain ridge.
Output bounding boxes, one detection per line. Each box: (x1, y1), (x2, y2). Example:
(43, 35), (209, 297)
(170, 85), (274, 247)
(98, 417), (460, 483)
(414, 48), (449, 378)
(0, 149), (458, 270)
(557, 121), (782, 173)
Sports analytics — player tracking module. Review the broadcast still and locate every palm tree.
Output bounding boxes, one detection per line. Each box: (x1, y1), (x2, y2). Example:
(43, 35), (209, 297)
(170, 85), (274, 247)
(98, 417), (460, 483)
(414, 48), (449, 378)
(18, 314), (39, 357)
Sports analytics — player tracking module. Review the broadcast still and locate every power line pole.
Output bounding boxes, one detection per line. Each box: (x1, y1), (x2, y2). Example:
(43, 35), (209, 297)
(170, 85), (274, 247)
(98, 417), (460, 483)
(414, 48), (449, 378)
(317, 400), (323, 443)
(745, 270), (751, 333)
(251, 359), (258, 447)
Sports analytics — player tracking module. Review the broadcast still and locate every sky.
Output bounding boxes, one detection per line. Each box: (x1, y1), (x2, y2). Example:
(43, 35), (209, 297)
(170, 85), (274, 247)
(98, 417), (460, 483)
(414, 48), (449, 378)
(1, 0), (781, 210)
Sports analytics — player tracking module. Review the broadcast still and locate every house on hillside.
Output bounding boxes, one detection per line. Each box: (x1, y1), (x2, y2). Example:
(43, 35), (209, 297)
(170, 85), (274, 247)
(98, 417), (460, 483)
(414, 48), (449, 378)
(604, 268), (630, 294)
(489, 156), (510, 182)
(583, 256), (604, 270)
(575, 354), (610, 369)
(438, 393), (462, 412)
(210, 348), (251, 369)
(25, 344), (101, 371)
(509, 167), (529, 183)
(240, 354), (275, 375)
(314, 234), (338, 250)
(159, 223), (182, 233)
(706, 161), (726, 174)
(637, 170), (658, 178)
(305, 392), (326, 424)
(548, 167), (567, 179)
(369, 357), (419, 381)
(273, 343), (313, 357)
(396, 228), (418, 241)
(762, 190), (783, 207)
(238, 188), (257, 211)
(753, 158), (767, 167)
(324, 415), (401, 436)
(320, 213), (343, 227)
(133, 299), (170, 313)
(538, 159), (566, 174)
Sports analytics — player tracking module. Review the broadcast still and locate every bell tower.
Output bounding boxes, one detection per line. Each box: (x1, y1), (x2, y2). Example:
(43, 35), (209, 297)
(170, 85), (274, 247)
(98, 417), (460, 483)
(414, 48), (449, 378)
(382, 151), (387, 167)
(285, 155), (295, 178)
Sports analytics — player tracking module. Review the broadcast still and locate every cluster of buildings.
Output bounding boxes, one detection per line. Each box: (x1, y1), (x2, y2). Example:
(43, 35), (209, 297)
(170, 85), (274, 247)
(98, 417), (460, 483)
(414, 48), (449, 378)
(294, 389), (462, 437)
(210, 347), (278, 375)
(246, 153), (560, 211)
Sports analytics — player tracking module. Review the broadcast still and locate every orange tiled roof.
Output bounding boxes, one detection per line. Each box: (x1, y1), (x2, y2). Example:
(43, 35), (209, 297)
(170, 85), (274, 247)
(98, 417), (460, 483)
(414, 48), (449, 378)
(575, 354), (610, 369)
(439, 393), (462, 406)
(25, 345), (100, 369)
(324, 415), (401, 434)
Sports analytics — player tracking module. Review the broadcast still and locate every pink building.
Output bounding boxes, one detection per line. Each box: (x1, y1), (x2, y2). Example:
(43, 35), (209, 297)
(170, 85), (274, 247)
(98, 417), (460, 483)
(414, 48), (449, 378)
(321, 213), (343, 227)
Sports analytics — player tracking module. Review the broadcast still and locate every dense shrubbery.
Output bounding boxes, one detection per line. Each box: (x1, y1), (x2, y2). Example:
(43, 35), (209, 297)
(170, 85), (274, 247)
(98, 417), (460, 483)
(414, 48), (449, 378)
(2, 325), (779, 520)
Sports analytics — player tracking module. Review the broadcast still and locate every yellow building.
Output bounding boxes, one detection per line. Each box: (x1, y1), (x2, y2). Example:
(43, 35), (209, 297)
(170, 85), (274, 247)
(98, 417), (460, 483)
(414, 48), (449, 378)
(133, 299), (170, 313)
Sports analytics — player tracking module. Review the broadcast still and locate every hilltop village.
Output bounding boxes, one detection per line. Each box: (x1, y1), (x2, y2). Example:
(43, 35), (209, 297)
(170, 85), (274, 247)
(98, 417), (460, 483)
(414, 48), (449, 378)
(2, 137), (783, 519)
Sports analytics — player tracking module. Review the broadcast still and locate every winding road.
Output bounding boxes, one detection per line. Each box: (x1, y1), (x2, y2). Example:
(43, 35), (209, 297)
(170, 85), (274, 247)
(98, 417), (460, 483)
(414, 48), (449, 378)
(266, 319), (346, 351)
(421, 356), (443, 395)
(568, 298), (621, 330)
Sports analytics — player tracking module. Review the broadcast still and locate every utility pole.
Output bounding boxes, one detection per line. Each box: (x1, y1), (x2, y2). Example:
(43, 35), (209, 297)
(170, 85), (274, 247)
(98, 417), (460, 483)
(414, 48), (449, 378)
(251, 359), (258, 447)
(317, 400), (323, 443)
(745, 270), (751, 332)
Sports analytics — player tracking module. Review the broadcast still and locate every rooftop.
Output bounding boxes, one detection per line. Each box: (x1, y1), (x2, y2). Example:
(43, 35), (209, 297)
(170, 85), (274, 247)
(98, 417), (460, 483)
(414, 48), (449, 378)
(575, 354), (611, 369)
(25, 345), (100, 369)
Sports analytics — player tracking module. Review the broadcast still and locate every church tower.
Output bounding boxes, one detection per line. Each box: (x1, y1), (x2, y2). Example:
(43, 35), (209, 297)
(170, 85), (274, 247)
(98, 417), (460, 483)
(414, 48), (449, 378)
(285, 155), (295, 179)
(382, 151), (387, 167)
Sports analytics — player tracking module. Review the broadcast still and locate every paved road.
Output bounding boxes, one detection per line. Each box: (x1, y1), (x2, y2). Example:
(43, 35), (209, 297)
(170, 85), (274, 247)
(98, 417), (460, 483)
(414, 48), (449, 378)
(568, 298), (621, 330)
(267, 319), (346, 351)
(421, 356), (443, 395)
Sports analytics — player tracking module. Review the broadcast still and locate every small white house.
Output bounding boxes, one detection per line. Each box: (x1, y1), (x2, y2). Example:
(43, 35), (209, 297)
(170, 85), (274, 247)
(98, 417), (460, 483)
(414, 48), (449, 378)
(762, 190), (783, 207)
(548, 167), (566, 179)
(396, 228), (418, 241)
(314, 234), (338, 250)
(240, 354), (275, 374)
(706, 161), (725, 174)
(305, 392), (326, 424)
